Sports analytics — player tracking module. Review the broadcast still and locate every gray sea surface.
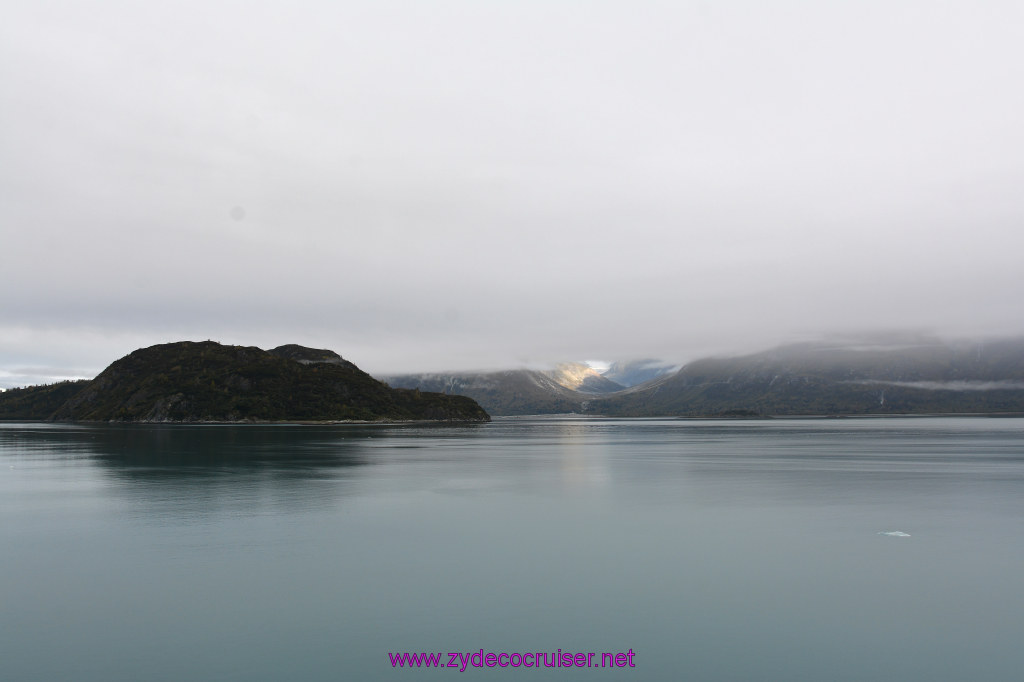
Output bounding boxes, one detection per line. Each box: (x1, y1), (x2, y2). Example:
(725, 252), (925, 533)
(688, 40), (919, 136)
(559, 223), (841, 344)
(2, 417), (1023, 681)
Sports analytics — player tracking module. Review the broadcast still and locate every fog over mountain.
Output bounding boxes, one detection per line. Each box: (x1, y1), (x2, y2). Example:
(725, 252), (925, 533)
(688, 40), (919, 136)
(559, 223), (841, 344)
(383, 335), (1024, 416)
(602, 360), (680, 388)
(3, 2), (1023, 387)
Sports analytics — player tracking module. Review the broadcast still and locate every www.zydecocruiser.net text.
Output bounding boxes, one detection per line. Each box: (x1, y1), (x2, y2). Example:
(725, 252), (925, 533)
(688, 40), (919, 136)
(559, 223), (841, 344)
(389, 649), (637, 671)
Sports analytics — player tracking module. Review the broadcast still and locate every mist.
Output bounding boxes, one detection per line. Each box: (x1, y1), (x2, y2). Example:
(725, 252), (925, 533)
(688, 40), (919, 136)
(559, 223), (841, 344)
(3, 1), (1023, 387)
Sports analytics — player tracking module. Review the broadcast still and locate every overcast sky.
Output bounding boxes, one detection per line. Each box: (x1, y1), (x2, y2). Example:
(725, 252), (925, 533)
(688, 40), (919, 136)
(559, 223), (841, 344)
(3, 1), (1023, 387)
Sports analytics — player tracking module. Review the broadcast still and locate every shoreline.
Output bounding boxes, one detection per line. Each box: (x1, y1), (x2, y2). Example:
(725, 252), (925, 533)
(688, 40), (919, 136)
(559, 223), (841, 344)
(5, 412), (1024, 425)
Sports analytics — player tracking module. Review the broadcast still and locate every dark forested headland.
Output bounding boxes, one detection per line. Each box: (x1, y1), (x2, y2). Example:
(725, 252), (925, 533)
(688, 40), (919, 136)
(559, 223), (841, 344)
(0, 341), (490, 423)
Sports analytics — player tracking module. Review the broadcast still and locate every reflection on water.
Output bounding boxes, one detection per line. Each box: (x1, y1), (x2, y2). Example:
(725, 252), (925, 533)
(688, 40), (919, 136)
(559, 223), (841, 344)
(2, 422), (373, 469)
(2, 423), (381, 518)
(2, 417), (1024, 681)
(5, 416), (1024, 521)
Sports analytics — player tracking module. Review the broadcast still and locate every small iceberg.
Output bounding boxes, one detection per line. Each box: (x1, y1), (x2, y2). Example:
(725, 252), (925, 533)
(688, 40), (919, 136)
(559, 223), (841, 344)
(878, 531), (911, 537)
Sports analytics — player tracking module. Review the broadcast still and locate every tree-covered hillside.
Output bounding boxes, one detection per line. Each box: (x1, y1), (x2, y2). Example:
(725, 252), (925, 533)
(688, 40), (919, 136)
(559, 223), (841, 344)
(0, 342), (489, 423)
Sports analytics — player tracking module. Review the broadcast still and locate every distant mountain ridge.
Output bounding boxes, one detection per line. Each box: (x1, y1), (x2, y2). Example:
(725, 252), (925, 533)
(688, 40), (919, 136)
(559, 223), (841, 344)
(594, 337), (1024, 416)
(546, 363), (624, 393)
(0, 341), (489, 423)
(383, 338), (1024, 416)
(7, 337), (1024, 420)
(382, 368), (597, 416)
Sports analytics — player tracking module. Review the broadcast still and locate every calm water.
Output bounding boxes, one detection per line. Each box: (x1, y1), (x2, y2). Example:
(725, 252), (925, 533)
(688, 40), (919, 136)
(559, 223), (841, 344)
(2, 417), (1023, 681)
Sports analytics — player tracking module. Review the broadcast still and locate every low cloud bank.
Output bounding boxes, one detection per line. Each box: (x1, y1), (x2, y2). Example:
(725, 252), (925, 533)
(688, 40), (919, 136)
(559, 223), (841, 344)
(849, 380), (1024, 391)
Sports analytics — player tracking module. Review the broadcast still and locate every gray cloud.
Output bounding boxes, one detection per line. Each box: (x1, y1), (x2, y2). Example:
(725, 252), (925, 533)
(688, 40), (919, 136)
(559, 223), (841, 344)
(3, 1), (1024, 386)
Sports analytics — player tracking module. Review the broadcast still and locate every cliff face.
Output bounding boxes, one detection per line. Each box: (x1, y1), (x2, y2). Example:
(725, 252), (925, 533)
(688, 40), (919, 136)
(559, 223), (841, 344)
(4, 341), (489, 423)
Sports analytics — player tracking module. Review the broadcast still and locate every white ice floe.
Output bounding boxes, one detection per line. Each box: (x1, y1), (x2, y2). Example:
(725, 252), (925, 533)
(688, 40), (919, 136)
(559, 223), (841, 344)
(878, 531), (911, 537)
